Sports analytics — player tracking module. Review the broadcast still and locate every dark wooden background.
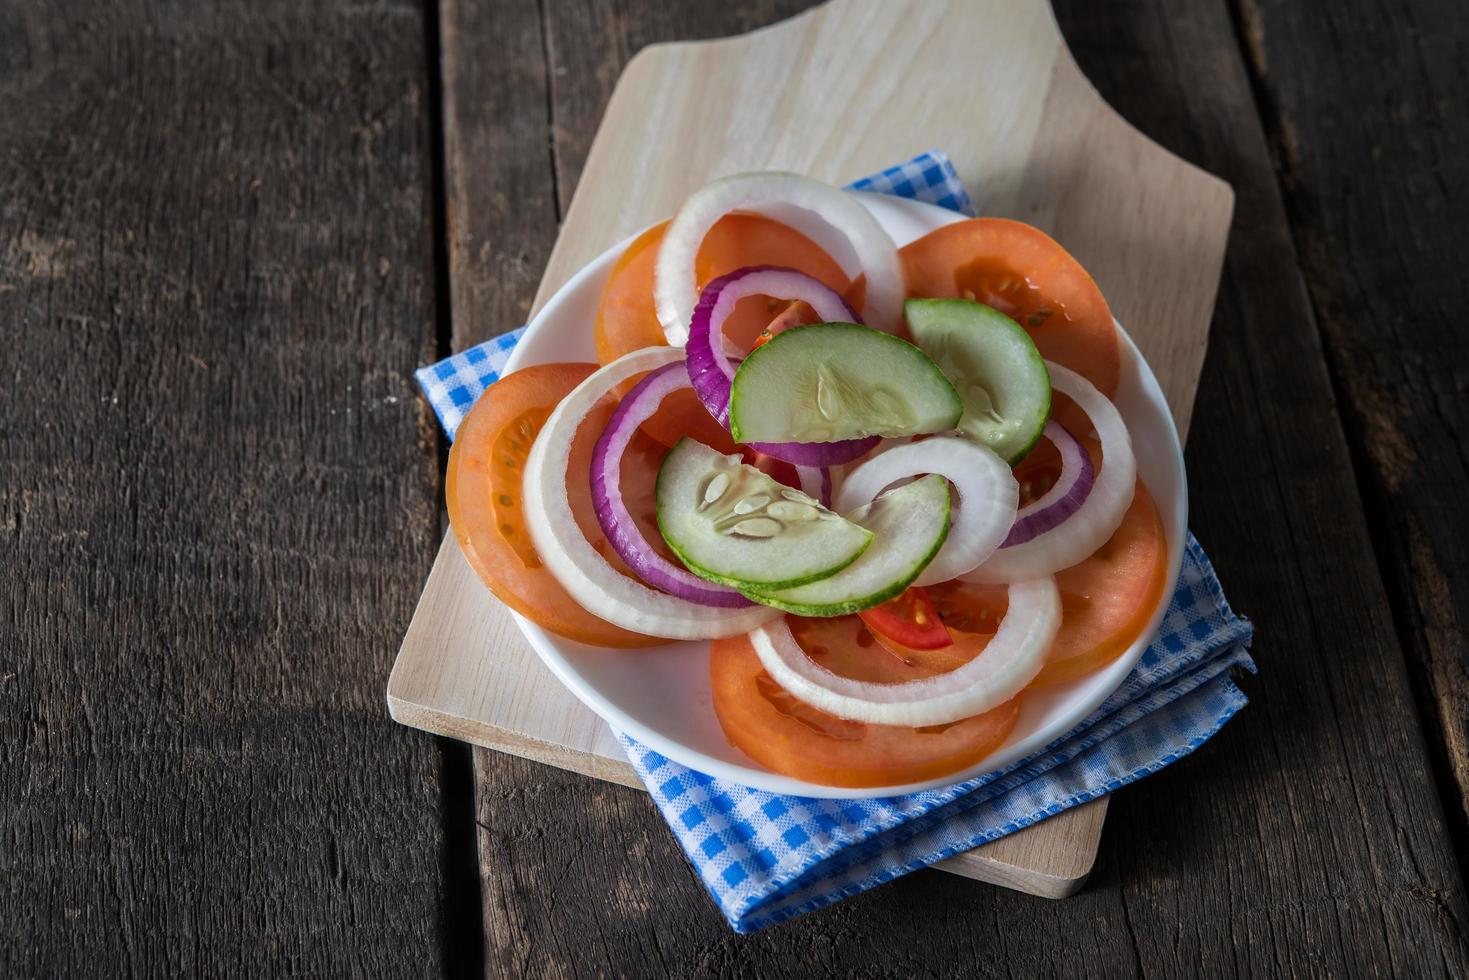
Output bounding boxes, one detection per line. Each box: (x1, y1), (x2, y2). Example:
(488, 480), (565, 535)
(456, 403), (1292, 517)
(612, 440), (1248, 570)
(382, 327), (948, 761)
(3, 0), (1465, 975)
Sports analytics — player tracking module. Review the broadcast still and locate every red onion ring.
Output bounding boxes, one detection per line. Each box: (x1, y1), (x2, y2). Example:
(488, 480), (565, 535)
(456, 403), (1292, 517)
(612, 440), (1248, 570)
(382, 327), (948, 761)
(590, 363), (753, 608)
(684, 265), (879, 466)
(1001, 421), (1095, 547)
(794, 464), (833, 508)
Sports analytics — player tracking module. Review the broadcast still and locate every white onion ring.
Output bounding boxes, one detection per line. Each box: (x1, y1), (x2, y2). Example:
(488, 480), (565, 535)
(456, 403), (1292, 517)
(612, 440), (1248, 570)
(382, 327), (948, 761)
(751, 577), (1061, 726)
(523, 347), (781, 639)
(834, 436), (1018, 586)
(654, 172), (903, 345)
(964, 363), (1136, 583)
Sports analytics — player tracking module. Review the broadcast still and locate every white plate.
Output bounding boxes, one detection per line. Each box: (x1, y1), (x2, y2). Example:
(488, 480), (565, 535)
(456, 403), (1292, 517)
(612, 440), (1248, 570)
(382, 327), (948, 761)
(503, 194), (1187, 799)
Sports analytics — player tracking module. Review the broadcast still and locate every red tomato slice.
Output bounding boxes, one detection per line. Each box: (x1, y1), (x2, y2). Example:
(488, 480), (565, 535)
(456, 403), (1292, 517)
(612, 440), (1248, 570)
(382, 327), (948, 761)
(926, 481), (1168, 686)
(711, 615), (1020, 788)
(858, 587), (952, 650)
(900, 218), (1121, 397)
(446, 363), (669, 648)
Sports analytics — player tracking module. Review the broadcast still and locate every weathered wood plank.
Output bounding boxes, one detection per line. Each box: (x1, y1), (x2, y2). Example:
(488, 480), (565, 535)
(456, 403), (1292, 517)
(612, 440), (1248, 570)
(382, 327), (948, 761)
(1234, 0), (1469, 868)
(443, 0), (1469, 973)
(0, 1), (447, 975)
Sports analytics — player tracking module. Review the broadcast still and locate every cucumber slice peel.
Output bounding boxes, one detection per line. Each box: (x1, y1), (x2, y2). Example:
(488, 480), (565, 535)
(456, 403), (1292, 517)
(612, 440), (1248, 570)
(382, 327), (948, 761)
(656, 438), (872, 591)
(728, 322), (963, 444)
(741, 474), (952, 616)
(905, 298), (1051, 463)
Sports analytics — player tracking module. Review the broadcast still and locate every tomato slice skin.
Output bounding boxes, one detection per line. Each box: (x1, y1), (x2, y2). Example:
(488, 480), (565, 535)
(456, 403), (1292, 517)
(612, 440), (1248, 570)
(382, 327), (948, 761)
(446, 363), (667, 648)
(899, 217), (1120, 397)
(858, 587), (952, 650)
(711, 615), (1020, 788)
(926, 480), (1168, 686)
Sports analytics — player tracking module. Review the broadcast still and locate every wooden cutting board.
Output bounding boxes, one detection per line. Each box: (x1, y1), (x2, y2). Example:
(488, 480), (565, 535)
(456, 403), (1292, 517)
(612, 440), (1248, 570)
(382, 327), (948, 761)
(389, 0), (1232, 898)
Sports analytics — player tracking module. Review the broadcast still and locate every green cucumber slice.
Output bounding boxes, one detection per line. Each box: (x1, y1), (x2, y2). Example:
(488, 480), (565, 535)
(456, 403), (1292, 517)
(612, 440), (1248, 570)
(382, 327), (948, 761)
(905, 298), (1051, 463)
(656, 438), (872, 591)
(727, 323), (963, 444)
(741, 474), (951, 616)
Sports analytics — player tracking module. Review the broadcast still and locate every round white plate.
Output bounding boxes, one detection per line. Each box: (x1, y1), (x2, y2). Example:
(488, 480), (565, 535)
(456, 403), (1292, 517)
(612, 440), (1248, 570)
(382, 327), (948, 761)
(503, 193), (1187, 799)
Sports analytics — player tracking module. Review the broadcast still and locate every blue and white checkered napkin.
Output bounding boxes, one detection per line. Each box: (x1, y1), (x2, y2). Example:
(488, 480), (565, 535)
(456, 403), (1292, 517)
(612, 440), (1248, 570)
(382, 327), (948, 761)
(415, 151), (1255, 932)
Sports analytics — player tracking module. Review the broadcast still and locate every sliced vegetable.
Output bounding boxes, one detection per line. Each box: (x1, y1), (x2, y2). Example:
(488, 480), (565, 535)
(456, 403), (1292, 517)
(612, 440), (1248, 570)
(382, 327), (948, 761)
(728, 323), (963, 444)
(834, 435), (1017, 586)
(522, 347), (781, 639)
(594, 215), (850, 366)
(1003, 421), (1094, 546)
(794, 464), (833, 508)
(656, 438), (872, 591)
(904, 298), (1052, 463)
(711, 616), (1020, 788)
(857, 587), (952, 651)
(900, 218), (1121, 396)
(655, 172), (903, 345)
(685, 266), (878, 466)
(591, 365), (752, 606)
(446, 363), (664, 648)
(750, 576), (1062, 726)
(965, 362), (1136, 583)
(742, 474), (951, 617)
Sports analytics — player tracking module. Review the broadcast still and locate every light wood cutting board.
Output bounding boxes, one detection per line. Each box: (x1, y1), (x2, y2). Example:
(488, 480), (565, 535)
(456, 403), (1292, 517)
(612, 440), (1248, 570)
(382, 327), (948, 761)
(389, 0), (1232, 898)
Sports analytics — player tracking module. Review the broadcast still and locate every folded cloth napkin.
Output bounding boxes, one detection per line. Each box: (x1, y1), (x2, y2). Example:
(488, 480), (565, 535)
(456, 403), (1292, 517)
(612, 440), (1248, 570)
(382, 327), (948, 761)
(415, 152), (1255, 933)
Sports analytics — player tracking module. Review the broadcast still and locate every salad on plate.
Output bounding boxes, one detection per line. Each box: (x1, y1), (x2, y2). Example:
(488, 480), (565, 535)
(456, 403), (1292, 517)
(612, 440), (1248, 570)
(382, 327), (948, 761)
(446, 172), (1170, 790)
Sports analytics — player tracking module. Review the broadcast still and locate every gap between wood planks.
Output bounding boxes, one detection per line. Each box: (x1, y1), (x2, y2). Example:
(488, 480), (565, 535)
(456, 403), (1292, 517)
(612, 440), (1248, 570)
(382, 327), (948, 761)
(1224, 0), (1469, 887)
(421, 0), (487, 974)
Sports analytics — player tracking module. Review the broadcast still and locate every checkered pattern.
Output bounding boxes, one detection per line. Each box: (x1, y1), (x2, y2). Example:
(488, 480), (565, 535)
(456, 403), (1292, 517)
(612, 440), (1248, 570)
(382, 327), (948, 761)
(414, 152), (975, 437)
(413, 153), (1255, 933)
(845, 150), (977, 216)
(622, 536), (1254, 931)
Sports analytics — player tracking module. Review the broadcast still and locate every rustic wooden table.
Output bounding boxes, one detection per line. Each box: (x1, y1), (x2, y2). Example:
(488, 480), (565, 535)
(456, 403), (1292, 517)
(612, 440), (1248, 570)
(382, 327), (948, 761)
(4, 0), (1466, 975)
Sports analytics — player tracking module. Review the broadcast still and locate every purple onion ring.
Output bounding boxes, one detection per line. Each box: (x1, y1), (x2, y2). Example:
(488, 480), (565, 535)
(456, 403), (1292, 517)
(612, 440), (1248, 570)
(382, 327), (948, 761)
(589, 363), (754, 608)
(1001, 421), (1096, 547)
(684, 265), (880, 466)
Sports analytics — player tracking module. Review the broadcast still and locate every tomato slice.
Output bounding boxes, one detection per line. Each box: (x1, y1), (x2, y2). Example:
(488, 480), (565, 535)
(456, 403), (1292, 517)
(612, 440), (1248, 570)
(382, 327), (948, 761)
(858, 587), (952, 650)
(900, 218), (1120, 397)
(711, 615), (1020, 788)
(926, 481), (1168, 686)
(446, 363), (669, 648)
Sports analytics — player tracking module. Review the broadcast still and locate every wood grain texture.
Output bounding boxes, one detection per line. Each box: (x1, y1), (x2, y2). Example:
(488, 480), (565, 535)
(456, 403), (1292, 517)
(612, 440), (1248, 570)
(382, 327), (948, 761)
(427, 0), (1469, 973)
(0, 1), (449, 975)
(1234, 0), (1469, 871)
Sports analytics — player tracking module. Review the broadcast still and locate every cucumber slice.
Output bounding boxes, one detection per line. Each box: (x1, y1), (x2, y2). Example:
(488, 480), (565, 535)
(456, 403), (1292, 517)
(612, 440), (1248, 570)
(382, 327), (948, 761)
(656, 438), (873, 591)
(905, 298), (1051, 463)
(727, 323), (963, 444)
(742, 474), (951, 616)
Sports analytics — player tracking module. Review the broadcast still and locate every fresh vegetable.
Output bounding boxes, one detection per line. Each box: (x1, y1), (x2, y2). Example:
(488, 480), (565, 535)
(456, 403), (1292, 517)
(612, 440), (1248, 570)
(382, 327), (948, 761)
(446, 362), (665, 647)
(965, 362), (1136, 583)
(1035, 481), (1168, 684)
(710, 616), (1020, 788)
(654, 172), (904, 345)
(834, 435), (1017, 586)
(728, 323), (963, 444)
(857, 587), (952, 651)
(594, 215), (850, 366)
(741, 475), (951, 616)
(904, 298), (1052, 463)
(793, 464), (833, 508)
(1003, 421), (1094, 546)
(685, 266), (878, 467)
(522, 347), (781, 639)
(591, 365), (753, 606)
(900, 218), (1121, 397)
(750, 576), (1061, 726)
(656, 438), (872, 591)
